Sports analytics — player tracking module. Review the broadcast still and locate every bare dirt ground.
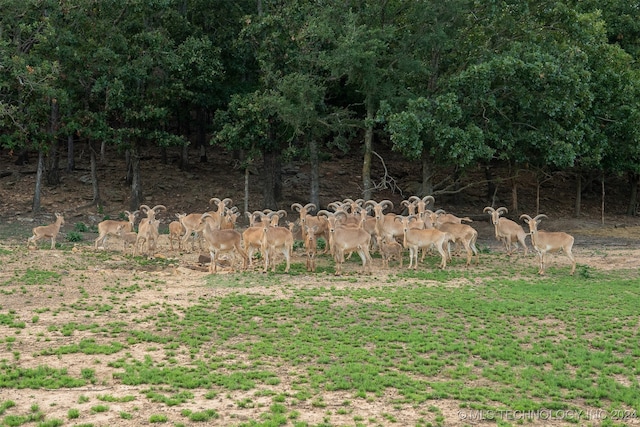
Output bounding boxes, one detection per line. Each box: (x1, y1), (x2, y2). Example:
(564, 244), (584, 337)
(1, 146), (640, 426)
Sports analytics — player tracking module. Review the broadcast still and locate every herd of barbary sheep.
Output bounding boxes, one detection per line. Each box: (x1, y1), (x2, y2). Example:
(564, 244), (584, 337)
(26, 195), (576, 276)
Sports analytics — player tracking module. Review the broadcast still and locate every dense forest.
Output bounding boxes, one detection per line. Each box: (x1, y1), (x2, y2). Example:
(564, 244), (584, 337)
(1, 0), (639, 215)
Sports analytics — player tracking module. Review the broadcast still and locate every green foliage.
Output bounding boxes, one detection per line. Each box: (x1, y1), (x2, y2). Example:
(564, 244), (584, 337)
(149, 414), (168, 423)
(74, 223), (89, 233)
(180, 408), (219, 422)
(66, 231), (83, 242)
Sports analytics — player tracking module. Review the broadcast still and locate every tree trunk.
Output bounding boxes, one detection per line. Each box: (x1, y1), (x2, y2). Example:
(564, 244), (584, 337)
(125, 149), (133, 185)
(46, 140), (60, 186)
(362, 96), (374, 200)
(420, 149), (434, 197)
(485, 164), (497, 205)
(46, 99), (60, 185)
(535, 179), (540, 216)
(89, 141), (101, 206)
(180, 142), (189, 171)
(32, 150), (45, 213)
(601, 172), (605, 225)
(511, 178), (518, 214)
(509, 163), (518, 213)
(574, 172), (582, 218)
(263, 150), (281, 210)
(452, 166), (463, 204)
(309, 138), (320, 209)
(100, 140), (106, 163)
(161, 146), (167, 165)
(66, 134), (75, 172)
(198, 109), (208, 163)
(130, 143), (143, 211)
(627, 172), (639, 216)
(244, 166), (250, 216)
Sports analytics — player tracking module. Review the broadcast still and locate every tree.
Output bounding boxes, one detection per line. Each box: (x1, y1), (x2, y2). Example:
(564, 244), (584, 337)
(0, 0), (62, 213)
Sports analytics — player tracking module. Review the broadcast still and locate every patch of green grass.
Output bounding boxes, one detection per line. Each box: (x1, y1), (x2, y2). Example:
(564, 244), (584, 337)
(37, 419), (64, 427)
(180, 408), (219, 422)
(90, 405), (109, 413)
(149, 413), (168, 423)
(0, 400), (16, 415)
(96, 394), (135, 403)
(67, 231), (83, 242)
(16, 269), (62, 286)
(0, 312), (26, 329)
(0, 364), (86, 388)
(39, 338), (124, 356)
(67, 408), (80, 419)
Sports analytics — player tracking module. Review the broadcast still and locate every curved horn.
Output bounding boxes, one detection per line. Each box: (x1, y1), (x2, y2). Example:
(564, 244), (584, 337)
(291, 203), (303, 212)
(316, 210), (332, 218)
(252, 211), (268, 221)
(422, 195), (435, 205)
(139, 204), (151, 213)
(533, 214), (548, 222)
(277, 209), (287, 218)
(483, 207), (495, 214)
(327, 202), (343, 211)
(364, 200), (378, 208)
(435, 209), (446, 215)
(209, 197), (221, 207)
(304, 203), (317, 212)
(497, 207), (509, 215)
(519, 214), (533, 222)
(354, 199), (365, 206)
(334, 211), (348, 220)
(342, 198), (355, 205)
(222, 198), (233, 207)
(152, 205), (166, 212)
(408, 195), (420, 203)
(380, 200), (394, 211)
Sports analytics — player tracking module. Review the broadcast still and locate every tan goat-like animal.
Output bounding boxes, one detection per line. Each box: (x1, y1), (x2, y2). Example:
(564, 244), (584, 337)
(136, 205), (166, 257)
(135, 219), (160, 257)
(484, 207), (528, 256)
(94, 210), (138, 250)
(179, 198), (233, 251)
(27, 213), (65, 249)
(407, 195), (435, 216)
(179, 213), (206, 251)
(259, 213), (294, 273)
(291, 203), (330, 254)
(168, 217), (185, 251)
(520, 214), (576, 275)
(396, 215), (449, 270)
(116, 225), (138, 255)
(434, 222), (479, 266)
(379, 236), (403, 268)
(242, 211), (270, 268)
(303, 225), (318, 272)
(318, 210), (372, 275)
(365, 199), (403, 242)
(433, 209), (473, 226)
(200, 213), (248, 273)
(220, 208), (240, 230)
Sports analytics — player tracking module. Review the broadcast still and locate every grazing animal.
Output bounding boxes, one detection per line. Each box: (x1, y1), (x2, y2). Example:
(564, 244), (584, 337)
(27, 213), (65, 250)
(520, 214), (576, 275)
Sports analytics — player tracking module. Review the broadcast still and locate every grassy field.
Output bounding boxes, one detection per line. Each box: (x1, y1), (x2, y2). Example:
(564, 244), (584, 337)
(0, 227), (639, 426)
